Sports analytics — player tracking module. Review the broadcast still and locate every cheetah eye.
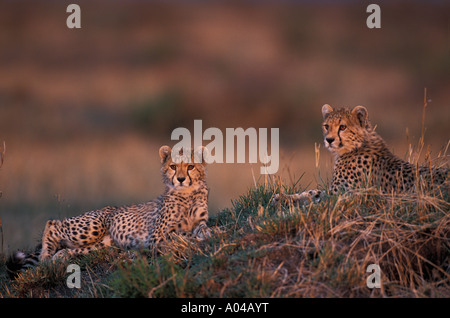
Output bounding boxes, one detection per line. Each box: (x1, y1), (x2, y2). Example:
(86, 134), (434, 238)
(169, 164), (177, 170)
(323, 124), (329, 130)
(187, 164), (195, 171)
(339, 124), (347, 131)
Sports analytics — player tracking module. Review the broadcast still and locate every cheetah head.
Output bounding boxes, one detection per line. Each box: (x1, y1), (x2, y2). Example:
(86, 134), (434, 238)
(159, 145), (208, 191)
(321, 104), (371, 156)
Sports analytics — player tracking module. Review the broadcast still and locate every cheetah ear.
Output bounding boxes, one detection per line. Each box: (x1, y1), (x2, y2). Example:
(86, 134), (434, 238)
(322, 104), (333, 119)
(352, 106), (369, 128)
(159, 146), (172, 163)
(194, 146), (209, 165)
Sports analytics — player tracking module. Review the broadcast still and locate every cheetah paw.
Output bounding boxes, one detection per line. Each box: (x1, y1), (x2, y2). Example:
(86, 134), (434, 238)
(303, 189), (324, 203)
(273, 190), (323, 206)
(52, 249), (72, 260)
(193, 225), (212, 241)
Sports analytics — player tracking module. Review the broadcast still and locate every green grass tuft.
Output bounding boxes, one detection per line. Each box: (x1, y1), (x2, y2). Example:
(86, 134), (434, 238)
(1, 176), (449, 298)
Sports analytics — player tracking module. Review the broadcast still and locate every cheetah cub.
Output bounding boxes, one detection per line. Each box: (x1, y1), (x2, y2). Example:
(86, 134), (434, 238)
(7, 145), (210, 276)
(276, 104), (448, 205)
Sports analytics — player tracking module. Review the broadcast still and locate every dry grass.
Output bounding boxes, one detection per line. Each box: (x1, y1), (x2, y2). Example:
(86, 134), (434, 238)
(1, 162), (448, 298)
(103, 134), (449, 298)
(1, 91), (448, 298)
(0, 141), (5, 255)
(1, 1), (449, 255)
(0, 1), (449, 299)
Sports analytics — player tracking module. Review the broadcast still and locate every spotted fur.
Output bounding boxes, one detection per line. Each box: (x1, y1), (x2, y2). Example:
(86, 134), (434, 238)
(276, 104), (448, 204)
(7, 145), (210, 276)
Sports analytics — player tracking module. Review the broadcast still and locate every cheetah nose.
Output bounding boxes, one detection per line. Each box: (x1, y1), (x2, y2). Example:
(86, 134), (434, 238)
(326, 137), (335, 145)
(177, 177), (186, 184)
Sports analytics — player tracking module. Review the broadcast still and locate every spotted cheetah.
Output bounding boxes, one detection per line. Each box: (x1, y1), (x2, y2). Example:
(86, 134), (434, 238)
(276, 104), (448, 205)
(7, 145), (210, 276)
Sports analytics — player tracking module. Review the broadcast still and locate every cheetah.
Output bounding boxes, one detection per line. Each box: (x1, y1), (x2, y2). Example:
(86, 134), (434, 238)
(276, 104), (448, 205)
(7, 145), (210, 276)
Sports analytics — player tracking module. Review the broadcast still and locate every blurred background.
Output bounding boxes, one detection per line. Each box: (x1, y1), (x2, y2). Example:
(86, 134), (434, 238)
(0, 0), (449, 253)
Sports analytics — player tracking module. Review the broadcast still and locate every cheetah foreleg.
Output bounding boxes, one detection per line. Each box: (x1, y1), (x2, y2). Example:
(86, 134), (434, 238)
(192, 222), (211, 240)
(273, 190), (324, 206)
(51, 234), (114, 260)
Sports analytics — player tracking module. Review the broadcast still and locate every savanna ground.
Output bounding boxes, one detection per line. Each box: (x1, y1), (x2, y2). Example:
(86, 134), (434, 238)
(0, 1), (449, 298)
(1, 175), (449, 298)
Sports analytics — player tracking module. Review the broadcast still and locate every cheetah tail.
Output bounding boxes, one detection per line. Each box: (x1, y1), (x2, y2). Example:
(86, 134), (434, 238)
(5, 245), (41, 280)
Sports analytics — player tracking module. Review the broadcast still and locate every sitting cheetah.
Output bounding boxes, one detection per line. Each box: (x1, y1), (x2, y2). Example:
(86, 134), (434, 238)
(7, 145), (210, 276)
(276, 104), (448, 205)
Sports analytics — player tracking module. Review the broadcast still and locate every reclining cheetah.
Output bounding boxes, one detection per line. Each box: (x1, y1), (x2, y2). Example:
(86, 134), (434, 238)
(7, 145), (210, 277)
(276, 104), (448, 205)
